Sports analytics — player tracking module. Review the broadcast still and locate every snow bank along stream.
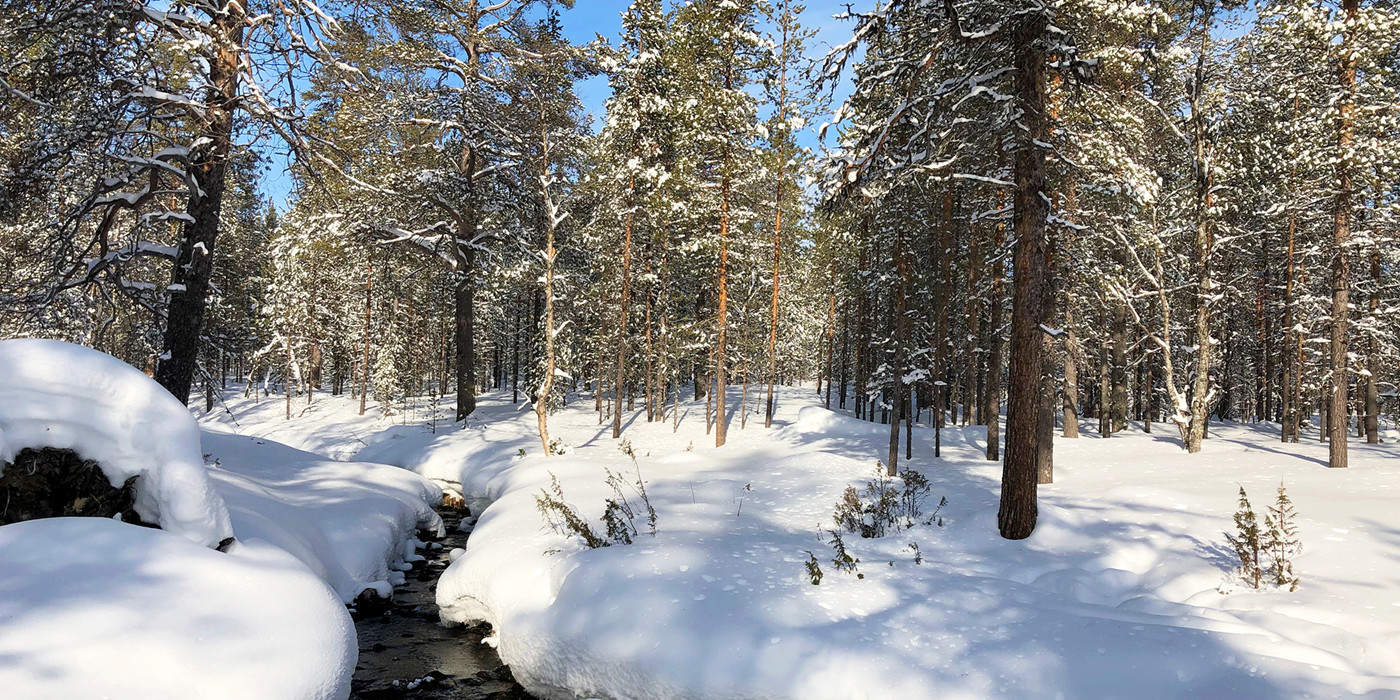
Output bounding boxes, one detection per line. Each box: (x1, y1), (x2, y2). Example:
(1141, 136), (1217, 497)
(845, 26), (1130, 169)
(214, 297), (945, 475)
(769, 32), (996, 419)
(0, 339), (453, 699)
(365, 390), (1400, 700)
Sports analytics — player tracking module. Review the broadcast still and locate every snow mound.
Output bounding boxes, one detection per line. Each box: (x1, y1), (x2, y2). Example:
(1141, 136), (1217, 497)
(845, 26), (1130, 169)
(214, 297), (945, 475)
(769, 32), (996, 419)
(203, 430), (444, 602)
(0, 517), (355, 700)
(432, 388), (1400, 700)
(0, 339), (232, 548)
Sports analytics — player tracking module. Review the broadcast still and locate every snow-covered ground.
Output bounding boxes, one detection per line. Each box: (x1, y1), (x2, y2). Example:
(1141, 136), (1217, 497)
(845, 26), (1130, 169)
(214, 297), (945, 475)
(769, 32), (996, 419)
(202, 429), (444, 603)
(0, 340), (443, 700)
(10, 338), (1400, 700)
(344, 385), (1400, 700)
(0, 517), (356, 700)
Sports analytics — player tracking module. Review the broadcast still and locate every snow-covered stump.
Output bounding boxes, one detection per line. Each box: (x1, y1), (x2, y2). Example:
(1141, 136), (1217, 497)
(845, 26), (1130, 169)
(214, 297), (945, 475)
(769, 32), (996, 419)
(0, 338), (233, 547)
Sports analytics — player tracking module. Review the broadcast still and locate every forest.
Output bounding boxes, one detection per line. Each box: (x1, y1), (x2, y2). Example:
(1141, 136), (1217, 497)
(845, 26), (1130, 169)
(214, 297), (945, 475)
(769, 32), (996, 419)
(6, 0), (1397, 536)
(1, 0), (1399, 698)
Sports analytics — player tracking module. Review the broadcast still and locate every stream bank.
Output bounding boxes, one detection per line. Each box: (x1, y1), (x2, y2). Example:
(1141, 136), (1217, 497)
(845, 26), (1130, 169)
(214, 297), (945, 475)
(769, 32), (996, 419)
(350, 508), (535, 700)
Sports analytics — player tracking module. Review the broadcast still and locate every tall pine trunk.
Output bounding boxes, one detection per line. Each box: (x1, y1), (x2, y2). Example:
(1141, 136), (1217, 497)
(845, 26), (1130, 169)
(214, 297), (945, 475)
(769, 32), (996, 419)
(156, 2), (244, 403)
(1063, 306), (1079, 438)
(536, 125), (558, 456)
(764, 3), (791, 429)
(1184, 13), (1215, 453)
(998, 13), (1051, 540)
(614, 171), (637, 439)
(825, 264), (837, 410)
(1327, 0), (1358, 467)
(359, 259), (373, 416)
(985, 157), (1007, 462)
(888, 224), (910, 474)
(1366, 246), (1379, 443)
(1282, 164), (1300, 441)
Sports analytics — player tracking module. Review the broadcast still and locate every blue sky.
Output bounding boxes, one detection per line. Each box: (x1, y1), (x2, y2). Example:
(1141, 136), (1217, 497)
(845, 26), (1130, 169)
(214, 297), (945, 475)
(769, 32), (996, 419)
(554, 0), (859, 134)
(260, 0), (860, 207)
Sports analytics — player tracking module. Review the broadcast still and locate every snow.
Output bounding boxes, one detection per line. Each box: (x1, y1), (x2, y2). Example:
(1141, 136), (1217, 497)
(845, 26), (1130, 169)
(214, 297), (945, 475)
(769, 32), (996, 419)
(0, 339), (232, 548)
(191, 382), (450, 602)
(0, 341), (449, 699)
(15, 339), (1396, 700)
(381, 386), (1400, 700)
(201, 429), (445, 602)
(0, 517), (354, 700)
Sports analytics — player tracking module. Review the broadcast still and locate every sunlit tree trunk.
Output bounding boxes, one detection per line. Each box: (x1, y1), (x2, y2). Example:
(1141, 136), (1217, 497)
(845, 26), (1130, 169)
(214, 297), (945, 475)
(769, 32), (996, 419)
(1327, 0), (1358, 467)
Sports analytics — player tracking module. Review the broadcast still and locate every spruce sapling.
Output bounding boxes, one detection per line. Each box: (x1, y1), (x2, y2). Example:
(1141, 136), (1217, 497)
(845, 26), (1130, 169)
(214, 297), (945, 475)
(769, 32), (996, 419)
(1264, 481), (1302, 591)
(1225, 485), (1262, 588)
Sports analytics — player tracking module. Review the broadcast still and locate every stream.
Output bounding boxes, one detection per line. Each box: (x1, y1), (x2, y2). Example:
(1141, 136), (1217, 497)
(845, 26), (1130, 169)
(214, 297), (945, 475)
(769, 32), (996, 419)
(350, 507), (536, 700)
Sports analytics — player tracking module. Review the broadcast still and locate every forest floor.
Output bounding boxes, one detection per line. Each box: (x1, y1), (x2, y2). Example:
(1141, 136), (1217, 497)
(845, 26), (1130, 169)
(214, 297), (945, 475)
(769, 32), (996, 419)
(201, 384), (1400, 700)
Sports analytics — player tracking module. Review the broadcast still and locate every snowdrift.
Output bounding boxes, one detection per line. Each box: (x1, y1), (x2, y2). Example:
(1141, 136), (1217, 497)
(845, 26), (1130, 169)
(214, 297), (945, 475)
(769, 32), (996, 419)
(203, 429), (445, 602)
(423, 389), (1400, 700)
(0, 338), (232, 548)
(0, 517), (355, 700)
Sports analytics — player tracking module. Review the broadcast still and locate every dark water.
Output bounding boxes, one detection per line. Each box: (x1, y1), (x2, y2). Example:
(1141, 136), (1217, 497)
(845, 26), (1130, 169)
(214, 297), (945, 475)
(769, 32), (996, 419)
(350, 509), (536, 700)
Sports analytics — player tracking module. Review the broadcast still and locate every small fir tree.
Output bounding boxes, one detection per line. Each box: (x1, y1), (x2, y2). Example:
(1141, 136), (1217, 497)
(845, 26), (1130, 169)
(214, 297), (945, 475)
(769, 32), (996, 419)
(1225, 485), (1263, 588)
(1264, 481), (1302, 591)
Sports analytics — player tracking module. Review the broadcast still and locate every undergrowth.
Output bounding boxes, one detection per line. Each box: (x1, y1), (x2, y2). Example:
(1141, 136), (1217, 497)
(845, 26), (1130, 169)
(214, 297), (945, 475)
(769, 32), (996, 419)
(832, 462), (946, 538)
(1225, 481), (1301, 591)
(805, 462), (947, 584)
(535, 439), (657, 551)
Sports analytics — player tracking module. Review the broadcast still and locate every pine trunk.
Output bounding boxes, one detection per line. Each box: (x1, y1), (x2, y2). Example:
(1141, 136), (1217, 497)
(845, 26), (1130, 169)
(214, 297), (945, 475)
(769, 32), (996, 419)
(1063, 313), (1079, 438)
(359, 261), (373, 416)
(986, 178), (1007, 462)
(614, 170), (636, 438)
(155, 2), (243, 404)
(1366, 246), (1379, 443)
(998, 14), (1050, 540)
(1328, 0), (1358, 468)
(888, 224), (910, 474)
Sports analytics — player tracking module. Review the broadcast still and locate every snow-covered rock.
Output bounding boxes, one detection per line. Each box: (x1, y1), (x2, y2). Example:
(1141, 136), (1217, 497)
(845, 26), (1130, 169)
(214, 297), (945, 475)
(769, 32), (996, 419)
(0, 339), (232, 548)
(0, 517), (355, 700)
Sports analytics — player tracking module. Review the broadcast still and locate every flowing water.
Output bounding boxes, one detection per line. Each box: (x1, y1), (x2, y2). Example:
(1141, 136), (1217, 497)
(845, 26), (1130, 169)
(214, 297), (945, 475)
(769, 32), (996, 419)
(350, 508), (535, 700)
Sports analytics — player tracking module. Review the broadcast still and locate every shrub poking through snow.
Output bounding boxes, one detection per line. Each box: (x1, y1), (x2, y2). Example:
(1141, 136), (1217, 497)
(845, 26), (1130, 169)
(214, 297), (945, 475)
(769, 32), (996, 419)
(601, 467), (656, 544)
(535, 473), (608, 549)
(832, 463), (946, 538)
(1226, 485), (1263, 588)
(615, 440), (658, 537)
(906, 542), (923, 565)
(833, 486), (865, 533)
(828, 529), (860, 575)
(535, 449), (658, 551)
(1264, 481), (1302, 591)
(803, 551), (824, 585)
